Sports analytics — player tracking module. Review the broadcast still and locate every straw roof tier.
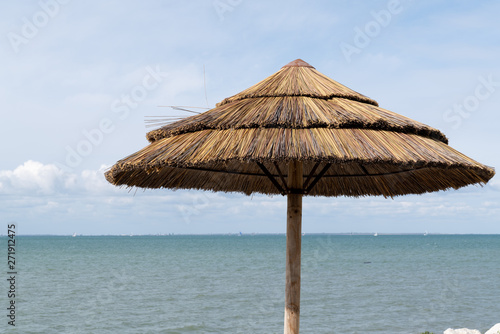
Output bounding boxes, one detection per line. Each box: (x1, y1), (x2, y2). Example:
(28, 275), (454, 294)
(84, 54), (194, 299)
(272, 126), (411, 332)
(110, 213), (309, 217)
(105, 59), (494, 197)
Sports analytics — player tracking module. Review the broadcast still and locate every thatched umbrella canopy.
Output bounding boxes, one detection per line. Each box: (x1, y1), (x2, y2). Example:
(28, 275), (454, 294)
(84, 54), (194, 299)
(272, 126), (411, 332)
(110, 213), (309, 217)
(105, 59), (494, 333)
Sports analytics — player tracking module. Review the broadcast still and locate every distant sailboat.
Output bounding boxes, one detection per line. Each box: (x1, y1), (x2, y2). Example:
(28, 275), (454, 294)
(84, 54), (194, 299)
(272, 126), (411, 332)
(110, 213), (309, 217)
(424, 231), (428, 236)
(374, 232), (378, 237)
(72, 233), (77, 237)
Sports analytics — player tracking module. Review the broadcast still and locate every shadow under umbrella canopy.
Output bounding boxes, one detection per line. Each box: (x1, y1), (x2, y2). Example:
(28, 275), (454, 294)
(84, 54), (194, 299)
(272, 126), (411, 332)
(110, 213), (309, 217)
(105, 59), (495, 334)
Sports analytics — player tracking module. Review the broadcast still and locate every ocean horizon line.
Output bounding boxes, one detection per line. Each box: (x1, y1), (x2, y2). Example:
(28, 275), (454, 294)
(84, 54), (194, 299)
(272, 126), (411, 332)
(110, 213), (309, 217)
(2, 232), (499, 237)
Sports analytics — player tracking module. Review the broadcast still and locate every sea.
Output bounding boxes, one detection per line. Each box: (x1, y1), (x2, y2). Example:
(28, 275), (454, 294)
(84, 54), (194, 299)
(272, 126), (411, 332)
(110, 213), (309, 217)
(1, 234), (499, 334)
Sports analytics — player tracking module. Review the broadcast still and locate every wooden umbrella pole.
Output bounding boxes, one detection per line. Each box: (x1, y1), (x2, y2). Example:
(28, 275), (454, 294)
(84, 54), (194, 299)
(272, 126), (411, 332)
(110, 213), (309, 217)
(284, 160), (303, 334)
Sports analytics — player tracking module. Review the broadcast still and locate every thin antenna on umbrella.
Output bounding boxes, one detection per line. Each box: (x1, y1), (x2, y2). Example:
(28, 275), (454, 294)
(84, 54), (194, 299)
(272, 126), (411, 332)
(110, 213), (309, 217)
(144, 116), (184, 128)
(145, 106), (210, 128)
(204, 65), (210, 108)
(163, 106), (206, 114)
(145, 65), (212, 129)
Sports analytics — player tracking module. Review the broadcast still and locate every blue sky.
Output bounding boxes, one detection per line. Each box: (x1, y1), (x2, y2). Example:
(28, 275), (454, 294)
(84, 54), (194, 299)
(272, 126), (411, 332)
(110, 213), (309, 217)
(1, 0), (499, 235)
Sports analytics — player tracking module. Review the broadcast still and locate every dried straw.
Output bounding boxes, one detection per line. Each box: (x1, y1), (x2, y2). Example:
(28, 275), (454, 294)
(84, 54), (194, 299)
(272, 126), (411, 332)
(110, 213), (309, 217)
(106, 59), (495, 197)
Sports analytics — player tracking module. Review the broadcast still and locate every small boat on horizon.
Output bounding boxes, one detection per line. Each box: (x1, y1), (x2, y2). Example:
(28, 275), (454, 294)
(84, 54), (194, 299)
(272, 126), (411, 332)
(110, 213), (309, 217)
(374, 232), (378, 237)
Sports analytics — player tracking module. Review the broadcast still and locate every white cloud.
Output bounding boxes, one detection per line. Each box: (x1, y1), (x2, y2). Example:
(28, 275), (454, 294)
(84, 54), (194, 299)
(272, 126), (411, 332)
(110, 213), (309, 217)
(0, 160), (115, 195)
(0, 160), (65, 195)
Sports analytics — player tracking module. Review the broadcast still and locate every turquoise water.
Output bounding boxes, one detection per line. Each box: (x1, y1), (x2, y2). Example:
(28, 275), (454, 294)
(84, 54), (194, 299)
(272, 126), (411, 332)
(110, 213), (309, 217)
(2, 235), (499, 333)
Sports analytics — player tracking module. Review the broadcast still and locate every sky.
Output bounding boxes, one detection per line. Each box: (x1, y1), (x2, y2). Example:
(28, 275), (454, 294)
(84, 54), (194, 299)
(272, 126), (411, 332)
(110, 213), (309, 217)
(0, 0), (499, 235)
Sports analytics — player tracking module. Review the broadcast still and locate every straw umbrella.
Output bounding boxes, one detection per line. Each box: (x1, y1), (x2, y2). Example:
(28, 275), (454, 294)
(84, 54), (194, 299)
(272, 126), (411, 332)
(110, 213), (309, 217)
(105, 59), (495, 333)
